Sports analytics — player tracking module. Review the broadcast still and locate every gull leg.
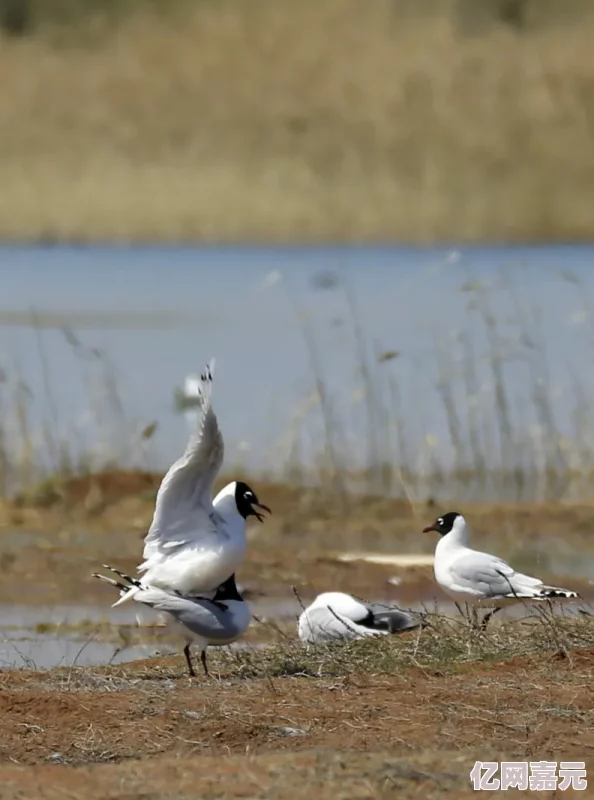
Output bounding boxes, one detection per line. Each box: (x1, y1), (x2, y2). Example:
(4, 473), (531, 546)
(481, 607), (502, 631)
(183, 644), (196, 677)
(200, 649), (209, 677)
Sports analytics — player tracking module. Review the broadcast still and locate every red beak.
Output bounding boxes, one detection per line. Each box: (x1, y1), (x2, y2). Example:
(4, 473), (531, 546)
(252, 502), (271, 523)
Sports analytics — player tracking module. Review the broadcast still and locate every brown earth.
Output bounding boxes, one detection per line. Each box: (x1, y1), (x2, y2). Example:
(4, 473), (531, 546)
(0, 646), (592, 798)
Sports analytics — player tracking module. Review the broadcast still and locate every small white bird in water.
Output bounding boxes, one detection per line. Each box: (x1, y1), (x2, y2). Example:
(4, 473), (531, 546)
(115, 360), (270, 606)
(298, 592), (419, 644)
(93, 566), (251, 677)
(423, 511), (580, 627)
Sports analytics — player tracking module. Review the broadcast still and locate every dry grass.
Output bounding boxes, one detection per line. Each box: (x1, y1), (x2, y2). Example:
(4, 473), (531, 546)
(4, 267), (594, 510)
(0, 620), (593, 798)
(229, 610), (594, 680)
(2, 1), (594, 242)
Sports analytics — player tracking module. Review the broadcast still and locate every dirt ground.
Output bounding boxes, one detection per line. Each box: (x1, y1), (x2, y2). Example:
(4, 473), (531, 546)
(0, 645), (592, 798)
(0, 471), (593, 798)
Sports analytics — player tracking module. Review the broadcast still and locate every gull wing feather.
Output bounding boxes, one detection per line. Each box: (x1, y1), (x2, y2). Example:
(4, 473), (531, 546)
(298, 606), (387, 644)
(143, 360), (224, 558)
(135, 587), (247, 642)
(450, 551), (541, 599)
(362, 603), (420, 633)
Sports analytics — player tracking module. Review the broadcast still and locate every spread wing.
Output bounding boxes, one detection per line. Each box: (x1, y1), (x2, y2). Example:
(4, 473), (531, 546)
(143, 360), (224, 558)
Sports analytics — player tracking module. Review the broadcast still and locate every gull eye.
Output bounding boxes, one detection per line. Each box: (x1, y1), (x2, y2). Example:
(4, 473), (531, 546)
(437, 518), (443, 525)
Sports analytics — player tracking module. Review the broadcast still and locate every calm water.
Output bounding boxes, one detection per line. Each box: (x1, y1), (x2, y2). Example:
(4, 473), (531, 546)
(1, 244), (594, 499)
(0, 591), (589, 670)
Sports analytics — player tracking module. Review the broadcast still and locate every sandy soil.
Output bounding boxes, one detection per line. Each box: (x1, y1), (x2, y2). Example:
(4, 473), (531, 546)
(0, 646), (592, 798)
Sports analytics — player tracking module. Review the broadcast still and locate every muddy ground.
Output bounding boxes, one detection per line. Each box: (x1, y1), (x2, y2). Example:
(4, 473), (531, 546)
(0, 644), (592, 798)
(0, 471), (593, 797)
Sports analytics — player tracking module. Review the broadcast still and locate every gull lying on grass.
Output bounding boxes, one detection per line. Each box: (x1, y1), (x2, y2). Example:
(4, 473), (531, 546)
(115, 359), (270, 606)
(423, 511), (580, 628)
(93, 566), (251, 677)
(298, 592), (420, 644)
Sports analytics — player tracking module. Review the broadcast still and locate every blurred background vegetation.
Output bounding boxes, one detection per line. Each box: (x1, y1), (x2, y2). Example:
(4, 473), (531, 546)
(0, 0), (594, 243)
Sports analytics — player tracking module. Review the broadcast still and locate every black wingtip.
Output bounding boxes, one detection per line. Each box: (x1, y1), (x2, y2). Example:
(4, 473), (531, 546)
(100, 564), (142, 588)
(200, 359), (215, 383)
(541, 589), (580, 599)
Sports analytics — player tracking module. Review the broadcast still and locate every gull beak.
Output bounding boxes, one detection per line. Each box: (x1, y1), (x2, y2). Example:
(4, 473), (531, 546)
(422, 524), (438, 533)
(251, 502), (271, 523)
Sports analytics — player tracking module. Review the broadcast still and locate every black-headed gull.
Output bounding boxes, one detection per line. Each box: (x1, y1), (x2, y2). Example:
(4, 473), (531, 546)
(298, 591), (419, 644)
(115, 360), (270, 605)
(94, 566), (251, 676)
(423, 511), (579, 626)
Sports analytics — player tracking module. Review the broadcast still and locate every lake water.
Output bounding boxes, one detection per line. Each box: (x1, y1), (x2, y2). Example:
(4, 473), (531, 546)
(1, 243), (594, 500)
(0, 591), (590, 670)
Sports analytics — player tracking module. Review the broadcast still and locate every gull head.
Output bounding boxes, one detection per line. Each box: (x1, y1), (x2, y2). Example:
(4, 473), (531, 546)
(213, 573), (243, 602)
(233, 481), (271, 523)
(423, 511), (463, 537)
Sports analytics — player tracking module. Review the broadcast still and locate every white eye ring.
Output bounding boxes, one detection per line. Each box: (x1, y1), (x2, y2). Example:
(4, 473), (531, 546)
(437, 518), (443, 524)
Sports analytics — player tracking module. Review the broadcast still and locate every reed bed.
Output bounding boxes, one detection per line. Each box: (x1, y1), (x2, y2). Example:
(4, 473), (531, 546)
(1, 1), (594, 242)
(2, 267), (594, 509)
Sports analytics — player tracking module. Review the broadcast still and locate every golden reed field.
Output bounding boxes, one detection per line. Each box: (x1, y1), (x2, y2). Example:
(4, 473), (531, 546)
(1, 0), (594, 243)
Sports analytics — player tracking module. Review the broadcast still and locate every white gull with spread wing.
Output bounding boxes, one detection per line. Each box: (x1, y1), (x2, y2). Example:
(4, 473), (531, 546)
(114, 360), (270, 605)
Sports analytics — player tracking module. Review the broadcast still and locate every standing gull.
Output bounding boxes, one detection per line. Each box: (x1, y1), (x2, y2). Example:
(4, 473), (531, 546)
(115, 360), (270, 605)
(298, 592), (419, 644)
(423, 511), (579, 627)
(94, 566), (251, 676)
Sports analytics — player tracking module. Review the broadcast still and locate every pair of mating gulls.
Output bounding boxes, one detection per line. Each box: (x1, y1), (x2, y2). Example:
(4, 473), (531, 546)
(94, 360), (420, 668)
(93, 361), (271, 677)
